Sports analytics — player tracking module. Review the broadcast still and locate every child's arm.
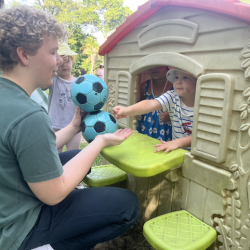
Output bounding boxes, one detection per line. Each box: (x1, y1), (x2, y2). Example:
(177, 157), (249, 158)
(113, 99), (162, 119)
(154, 136), (192, 153)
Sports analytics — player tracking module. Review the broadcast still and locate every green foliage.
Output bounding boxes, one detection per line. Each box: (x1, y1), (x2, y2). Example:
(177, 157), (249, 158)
(35, 0), (132, 77)
(80, 36), (103, 75)
(80, 143), (104, 166)
(240, 0), (250, 3)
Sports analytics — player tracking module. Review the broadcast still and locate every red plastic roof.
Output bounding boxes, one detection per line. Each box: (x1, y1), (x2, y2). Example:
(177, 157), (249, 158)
(99, 0), (250, 56)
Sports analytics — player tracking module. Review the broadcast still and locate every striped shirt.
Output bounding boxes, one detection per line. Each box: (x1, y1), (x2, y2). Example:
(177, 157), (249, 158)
(156, 90), (194, 151)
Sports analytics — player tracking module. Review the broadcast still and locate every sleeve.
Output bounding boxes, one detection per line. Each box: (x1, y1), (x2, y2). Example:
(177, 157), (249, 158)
(155, 91), (175, 113)
(9, 110), (63, 183)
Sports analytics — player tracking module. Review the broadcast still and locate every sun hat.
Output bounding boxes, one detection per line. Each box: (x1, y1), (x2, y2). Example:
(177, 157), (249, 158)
(166, 68), (196, 84)
(100, 63), (104, 66)
(58, 41), (78, 63)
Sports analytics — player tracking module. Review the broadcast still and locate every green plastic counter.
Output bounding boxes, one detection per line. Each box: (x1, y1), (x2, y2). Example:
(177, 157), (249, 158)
(101, 133), (188, 177)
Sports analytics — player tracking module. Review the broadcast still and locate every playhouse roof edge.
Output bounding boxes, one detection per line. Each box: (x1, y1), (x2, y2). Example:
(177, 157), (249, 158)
(99, 0), (250, 56)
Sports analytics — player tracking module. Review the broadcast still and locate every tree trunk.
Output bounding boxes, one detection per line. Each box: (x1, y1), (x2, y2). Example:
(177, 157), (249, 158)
(0, 0), (4, 9)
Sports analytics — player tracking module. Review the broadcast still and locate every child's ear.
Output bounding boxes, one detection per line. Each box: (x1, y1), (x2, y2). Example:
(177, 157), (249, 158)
(16, 47), (29, 66)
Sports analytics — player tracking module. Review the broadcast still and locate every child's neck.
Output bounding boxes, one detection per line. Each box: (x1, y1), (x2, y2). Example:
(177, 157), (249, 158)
(181, 96), (195, 107)
(59, 74), (75, 81)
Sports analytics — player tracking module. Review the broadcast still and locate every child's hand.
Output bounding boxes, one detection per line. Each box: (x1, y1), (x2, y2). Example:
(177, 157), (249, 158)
(154, 139), (179, 153)
(159, 112), (170, 123)
(96, 128), (133, 147)
(58, 55), (69, 66)
(71, 106), (88, 133)
(113, 106), (129, 119)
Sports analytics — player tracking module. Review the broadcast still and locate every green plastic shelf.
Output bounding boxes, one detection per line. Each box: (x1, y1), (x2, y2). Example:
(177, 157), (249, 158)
(101, 133), (188, 177)
(84, 164), (127, 187)
(143, 210), (217, 250)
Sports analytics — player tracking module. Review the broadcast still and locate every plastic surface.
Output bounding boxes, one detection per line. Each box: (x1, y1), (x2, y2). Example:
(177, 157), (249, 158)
(99, 0), (250, 55)
(101, 133), (188, 177)
(100, 2), (250, 248)
(84, 164), (127, 187)
(143, 210), (217, 250)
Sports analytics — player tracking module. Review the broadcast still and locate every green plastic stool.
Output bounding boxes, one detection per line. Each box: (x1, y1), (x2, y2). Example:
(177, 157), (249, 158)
(84, 164), (127, 187)
(143, 210), (217, 250)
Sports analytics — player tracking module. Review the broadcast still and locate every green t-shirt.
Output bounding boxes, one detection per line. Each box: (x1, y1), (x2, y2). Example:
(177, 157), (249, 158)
(0, 77), (63, 250)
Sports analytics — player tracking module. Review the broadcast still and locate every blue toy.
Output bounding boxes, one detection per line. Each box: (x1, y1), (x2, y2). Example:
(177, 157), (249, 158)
(81, 111), (118, 143)
(71, 74), (108, 112)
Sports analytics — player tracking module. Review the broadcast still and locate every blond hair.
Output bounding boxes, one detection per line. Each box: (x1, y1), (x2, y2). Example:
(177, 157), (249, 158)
(0, 5), (68, 71)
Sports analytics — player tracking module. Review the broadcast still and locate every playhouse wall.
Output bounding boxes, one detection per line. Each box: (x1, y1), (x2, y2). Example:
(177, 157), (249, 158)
(104, 5), (250, 249)
(105, 5), (250, 170)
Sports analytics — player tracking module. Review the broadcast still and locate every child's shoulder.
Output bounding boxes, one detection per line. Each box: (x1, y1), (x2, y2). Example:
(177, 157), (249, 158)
(163, 89), (178, 99)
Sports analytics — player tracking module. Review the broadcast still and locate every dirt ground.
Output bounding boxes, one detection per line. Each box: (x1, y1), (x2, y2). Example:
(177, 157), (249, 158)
(92, 222), (154, 250)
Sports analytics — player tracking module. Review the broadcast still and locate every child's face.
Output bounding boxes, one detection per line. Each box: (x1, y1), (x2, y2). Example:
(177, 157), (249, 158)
(148, 66), (167, 80)
(173, 71), (196, 98)
(57, 55), (73, 77)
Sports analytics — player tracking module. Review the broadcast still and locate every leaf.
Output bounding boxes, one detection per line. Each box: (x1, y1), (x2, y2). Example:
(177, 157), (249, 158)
(238, 167), (245, 176)
(241, 58), (250, 69)
(239, 124), (250, 131)
(241, 49), (250, 58)
(245, 66), (250, 79)
(244, 87), (250, 97)
(240, 110), (248, 120)
(234, 171), (239, 179)
(238, 103), (248, 111)
(229, 164), (238, 171)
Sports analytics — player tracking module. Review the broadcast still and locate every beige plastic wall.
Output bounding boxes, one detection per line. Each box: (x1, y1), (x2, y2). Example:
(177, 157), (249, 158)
(104, 6), (250, 250)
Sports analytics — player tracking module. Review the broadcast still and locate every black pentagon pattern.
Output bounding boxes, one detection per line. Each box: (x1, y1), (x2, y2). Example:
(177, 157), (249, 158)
(76, 93), (87, 104)
(75, 76), (85, 84)
(109, 114), (116, 124)
(90, 110), (101, 115)
(93, 82), (103, 93)
(94, 102), (104, 110)
(81, 121), (86, 133)
(94, 121), (105, 133)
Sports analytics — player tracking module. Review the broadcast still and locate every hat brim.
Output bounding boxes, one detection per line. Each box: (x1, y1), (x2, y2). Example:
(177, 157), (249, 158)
(166, 69), (196, 84)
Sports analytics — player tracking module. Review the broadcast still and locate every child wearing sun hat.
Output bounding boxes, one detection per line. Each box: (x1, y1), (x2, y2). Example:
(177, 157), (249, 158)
(47, 42), (81, 150)
(113, 68), (197, 152)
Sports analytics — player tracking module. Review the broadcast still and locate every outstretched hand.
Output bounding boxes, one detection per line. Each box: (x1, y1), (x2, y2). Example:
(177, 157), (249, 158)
(154, 139), (179, 153)
(113, 106), (129, 119)
(97, 128), (133, 148)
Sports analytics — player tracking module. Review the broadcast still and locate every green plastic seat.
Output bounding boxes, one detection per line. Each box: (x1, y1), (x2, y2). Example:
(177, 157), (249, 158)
(84, 164), (127, 187)
(101, 133), (188, 177)
(143, 210), (217, 250)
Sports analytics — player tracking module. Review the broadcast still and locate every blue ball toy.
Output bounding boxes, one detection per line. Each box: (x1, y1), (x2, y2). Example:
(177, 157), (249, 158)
(81, 111), (118, 143)
(71, 74), (108, 112)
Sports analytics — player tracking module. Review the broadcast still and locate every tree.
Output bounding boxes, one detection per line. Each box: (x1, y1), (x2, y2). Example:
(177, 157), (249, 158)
(35, 0), (132, 75)
(35, 0), (132, 40)
(80, 36), (102, 74)
(0, 0), (4, 8)
(90, 0), (132, 39)
(240, 0), (250, 3)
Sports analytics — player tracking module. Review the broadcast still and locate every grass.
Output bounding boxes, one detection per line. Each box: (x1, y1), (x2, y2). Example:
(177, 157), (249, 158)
(80, 142), (104, 166)
(63, 142), (104, 167)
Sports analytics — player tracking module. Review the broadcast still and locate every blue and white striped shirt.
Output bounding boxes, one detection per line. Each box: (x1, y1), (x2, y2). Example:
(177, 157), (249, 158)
(156, 90), (194, 151)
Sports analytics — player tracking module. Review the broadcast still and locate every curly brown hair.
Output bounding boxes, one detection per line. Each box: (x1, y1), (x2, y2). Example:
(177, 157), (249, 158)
(0, 5), (68, 71)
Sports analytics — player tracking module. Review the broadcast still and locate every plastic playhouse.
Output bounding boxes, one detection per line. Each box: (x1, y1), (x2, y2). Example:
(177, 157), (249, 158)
(98, 0), (250, 249)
